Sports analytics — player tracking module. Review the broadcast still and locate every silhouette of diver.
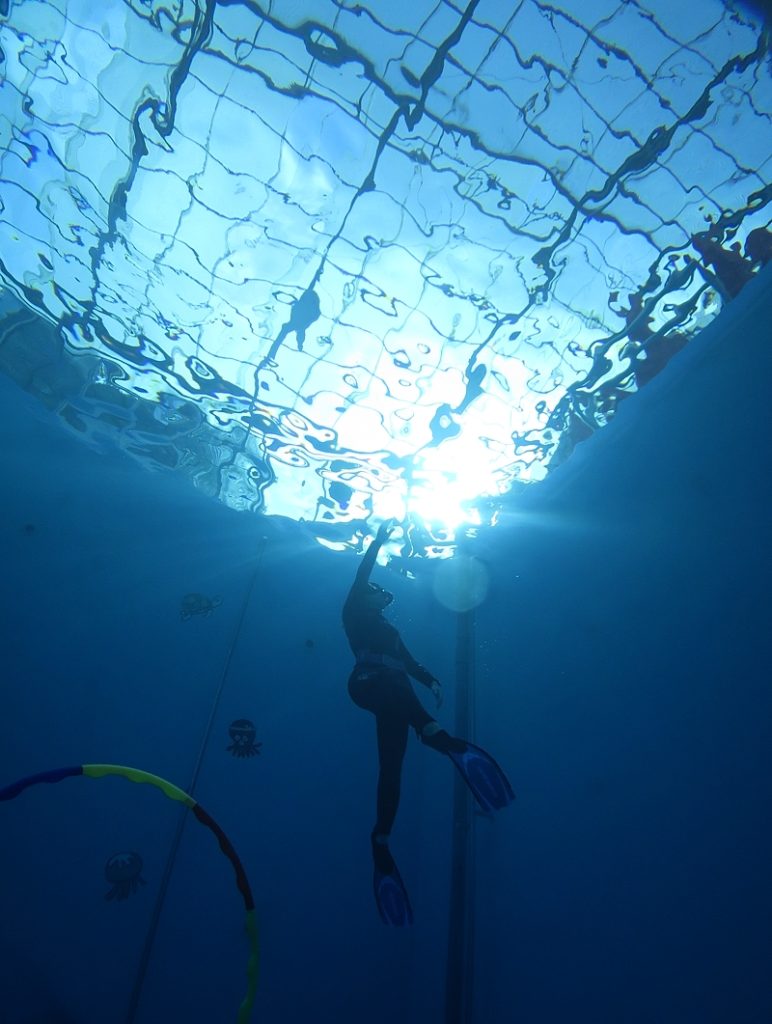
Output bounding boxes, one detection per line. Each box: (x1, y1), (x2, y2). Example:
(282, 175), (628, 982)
(343, 520), (514, 926)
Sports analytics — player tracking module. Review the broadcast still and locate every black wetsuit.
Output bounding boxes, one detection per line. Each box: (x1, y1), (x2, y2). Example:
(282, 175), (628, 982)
(343, 540), (443, 838)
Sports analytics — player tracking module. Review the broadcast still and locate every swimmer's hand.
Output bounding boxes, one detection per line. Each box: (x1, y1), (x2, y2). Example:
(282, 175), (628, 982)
(375, 518), (395, 543)
(430, 678), (443, 709)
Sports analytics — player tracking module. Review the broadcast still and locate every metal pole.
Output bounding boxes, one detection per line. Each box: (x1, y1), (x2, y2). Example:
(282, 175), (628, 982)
(445, 605), (476, 1024)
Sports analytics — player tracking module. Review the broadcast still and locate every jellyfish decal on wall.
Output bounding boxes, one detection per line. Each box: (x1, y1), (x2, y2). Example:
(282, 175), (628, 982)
(104, 850), (146, 901)
(227, 720), (262, 758)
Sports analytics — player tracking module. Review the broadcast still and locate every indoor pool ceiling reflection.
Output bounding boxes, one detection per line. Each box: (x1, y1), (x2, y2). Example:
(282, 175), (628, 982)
(0, 0), (770, 555)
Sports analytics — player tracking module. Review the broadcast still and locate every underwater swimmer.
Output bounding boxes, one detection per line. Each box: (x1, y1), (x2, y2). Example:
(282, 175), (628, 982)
(343, 520), (514, 926)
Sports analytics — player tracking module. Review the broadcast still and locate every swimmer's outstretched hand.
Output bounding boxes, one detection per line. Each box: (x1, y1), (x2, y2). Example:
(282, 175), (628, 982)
(430, 679), (443, 709)
(375, 518), (395, 543)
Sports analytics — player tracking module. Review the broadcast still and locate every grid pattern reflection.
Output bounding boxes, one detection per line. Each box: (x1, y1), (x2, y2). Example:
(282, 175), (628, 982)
(0, 0), (769, 554)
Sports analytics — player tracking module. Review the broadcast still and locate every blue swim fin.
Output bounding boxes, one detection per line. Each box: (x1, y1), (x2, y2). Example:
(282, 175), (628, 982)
(448, 741), (515, 814)
(373, 863), (414, 927)
(371, 835), (413, 926)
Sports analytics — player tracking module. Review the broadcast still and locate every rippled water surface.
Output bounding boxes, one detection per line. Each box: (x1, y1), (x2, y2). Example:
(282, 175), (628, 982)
(0, 0), (769, 553)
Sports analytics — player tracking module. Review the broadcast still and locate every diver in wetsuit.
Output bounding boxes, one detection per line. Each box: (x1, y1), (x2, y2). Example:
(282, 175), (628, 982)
(343, 520), (514, 926)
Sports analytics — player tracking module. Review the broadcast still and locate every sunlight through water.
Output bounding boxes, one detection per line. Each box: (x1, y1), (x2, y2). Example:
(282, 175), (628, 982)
(0, 0), (769, 555)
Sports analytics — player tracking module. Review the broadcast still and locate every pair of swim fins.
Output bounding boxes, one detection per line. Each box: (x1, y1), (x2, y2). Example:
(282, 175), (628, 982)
(373, 742), (514, 926)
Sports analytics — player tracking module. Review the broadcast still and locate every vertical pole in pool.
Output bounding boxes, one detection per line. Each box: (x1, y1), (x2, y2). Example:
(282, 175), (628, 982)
(445, 605), (476, 1023)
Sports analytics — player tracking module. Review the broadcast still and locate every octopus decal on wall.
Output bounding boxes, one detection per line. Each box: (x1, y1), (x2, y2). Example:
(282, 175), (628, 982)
(104, 850), (146, 901)
(227, 720), (262, 759)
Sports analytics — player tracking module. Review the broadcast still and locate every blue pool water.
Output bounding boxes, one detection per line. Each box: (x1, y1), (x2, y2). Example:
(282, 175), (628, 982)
(0, 2), (770, 1022)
